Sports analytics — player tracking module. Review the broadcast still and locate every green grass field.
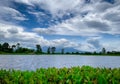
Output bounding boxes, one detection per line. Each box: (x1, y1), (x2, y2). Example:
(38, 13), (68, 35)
(0, 66), (120, 84)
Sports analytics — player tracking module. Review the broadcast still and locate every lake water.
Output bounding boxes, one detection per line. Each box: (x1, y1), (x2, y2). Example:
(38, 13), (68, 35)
(0, 55), (120, 70)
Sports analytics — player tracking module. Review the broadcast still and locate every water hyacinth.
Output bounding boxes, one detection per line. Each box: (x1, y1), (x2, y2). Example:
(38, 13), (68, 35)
(0, 66), (120, 84)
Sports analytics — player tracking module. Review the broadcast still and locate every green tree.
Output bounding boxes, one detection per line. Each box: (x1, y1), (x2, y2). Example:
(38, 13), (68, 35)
(51, 47), (56, 54)
(15, 43), (21, 53)
(2, 42), (10, 52)
(16, 43), (20, 49)
(0, 43), (2, 51)
(36, 44), (42, 54)
(12, 45), (16, 52)
(61, 48), (64, 54)
(102, 48), (106, 54)
(47, 47), (50, 54)
(93, 51), (97, 55)
(75, 51), (79, 54)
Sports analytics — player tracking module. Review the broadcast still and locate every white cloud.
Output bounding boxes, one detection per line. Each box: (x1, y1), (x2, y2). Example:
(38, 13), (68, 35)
(14, 0), (33, 6)
(0, 6), (27, 24)
(39, 0), (83, 18)
(102, 41), (120, 51)
(12, 0), (120, 36)
(33, 16), (99, 36)
(31, 0), (120, 36)
(15, 0), (84, 18)
(0, 23), (40, 43)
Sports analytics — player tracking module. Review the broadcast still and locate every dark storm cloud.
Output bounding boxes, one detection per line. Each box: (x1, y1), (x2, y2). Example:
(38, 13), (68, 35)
(85, 20), (110, 31)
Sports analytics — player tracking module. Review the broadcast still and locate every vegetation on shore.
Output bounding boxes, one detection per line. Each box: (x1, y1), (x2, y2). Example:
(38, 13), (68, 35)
(0, 66), (120, 84)
(0, 42), (120, 55)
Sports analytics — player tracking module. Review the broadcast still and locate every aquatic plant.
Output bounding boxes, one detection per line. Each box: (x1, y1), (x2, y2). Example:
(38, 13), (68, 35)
(0, 66), (120, 84)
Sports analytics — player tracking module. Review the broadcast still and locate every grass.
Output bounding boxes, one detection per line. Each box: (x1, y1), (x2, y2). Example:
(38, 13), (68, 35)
(0, 66), (120, 84)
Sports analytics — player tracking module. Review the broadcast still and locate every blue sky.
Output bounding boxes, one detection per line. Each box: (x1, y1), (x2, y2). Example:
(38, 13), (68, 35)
(0, 0), (120, 52)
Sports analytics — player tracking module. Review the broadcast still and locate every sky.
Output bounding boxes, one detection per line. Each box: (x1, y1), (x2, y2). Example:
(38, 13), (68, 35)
(0, 0), (120, 52)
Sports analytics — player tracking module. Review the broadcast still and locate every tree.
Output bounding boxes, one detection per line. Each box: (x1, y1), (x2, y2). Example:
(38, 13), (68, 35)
(15, 43), (21, 53)
(102, 48), (106, 54)
(2, 42), (9, 49)
(2, 42), (10, 52)
(61, 48), (64, 54)
(47, 47), (51, 54)
(93, 51), (97, 55)
(51, 47), (56, 54)
(0, 43), (2, 51)
(36, 44), (42, 54)
(12, 45), (16, 52)
(75, 51), (79, 54)
(16, 43), (20, 49)
(12, 45), (16, 48)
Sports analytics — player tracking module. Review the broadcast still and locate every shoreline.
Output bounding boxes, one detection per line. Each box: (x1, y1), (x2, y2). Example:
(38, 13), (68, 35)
(0, 54), (120, 56)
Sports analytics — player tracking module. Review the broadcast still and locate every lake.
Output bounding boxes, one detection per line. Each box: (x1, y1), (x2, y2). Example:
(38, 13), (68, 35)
(0, 55), (120, 70)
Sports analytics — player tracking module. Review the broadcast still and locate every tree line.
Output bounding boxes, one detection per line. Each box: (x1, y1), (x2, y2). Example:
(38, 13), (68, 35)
(0, 42), (120, 55)
(0, 42), (64, 54)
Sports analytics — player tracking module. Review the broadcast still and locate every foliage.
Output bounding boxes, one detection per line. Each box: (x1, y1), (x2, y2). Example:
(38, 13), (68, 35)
(61, 48), (64, 54)
(47, 47), (51, 54)
(0, 66), (120, 84)
(102, 48), (106, 54)
(36, 44), (42, 54)
(0, 42), (13, 53)
(51, 47), (56, 54)
(0, 42), (35, 54)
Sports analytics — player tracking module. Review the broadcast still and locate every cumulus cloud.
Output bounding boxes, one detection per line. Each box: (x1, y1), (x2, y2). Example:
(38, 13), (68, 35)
(10, 0), (120, 34)
(0, 23), (39, 43)
(32, 0), (120, 36)
(33, 16), (99, 36)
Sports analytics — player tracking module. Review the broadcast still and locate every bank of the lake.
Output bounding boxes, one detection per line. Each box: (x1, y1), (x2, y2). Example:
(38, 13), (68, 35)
(0, 53), (120, 56)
